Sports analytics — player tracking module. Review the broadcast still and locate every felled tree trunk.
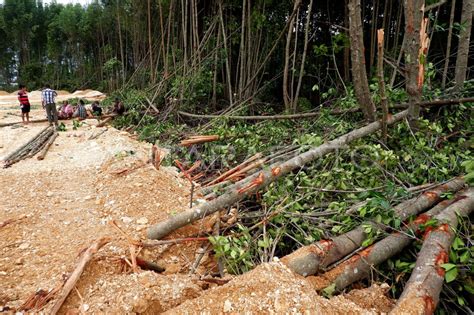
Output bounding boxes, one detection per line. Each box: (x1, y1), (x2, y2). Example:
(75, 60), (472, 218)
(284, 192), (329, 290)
(391, 188), (474, 314)
(280, 178), (465, 276)
(147, 110), (410, 240)
(310, 190), (472, 292)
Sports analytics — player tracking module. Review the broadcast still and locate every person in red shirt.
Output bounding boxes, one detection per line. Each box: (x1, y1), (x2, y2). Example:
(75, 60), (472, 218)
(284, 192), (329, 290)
(17, 84), (31, 124)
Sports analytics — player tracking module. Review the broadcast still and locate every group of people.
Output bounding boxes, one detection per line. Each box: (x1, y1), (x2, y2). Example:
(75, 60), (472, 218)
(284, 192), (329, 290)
(57, 100), (103, 119)
(17, 84), (125, 127)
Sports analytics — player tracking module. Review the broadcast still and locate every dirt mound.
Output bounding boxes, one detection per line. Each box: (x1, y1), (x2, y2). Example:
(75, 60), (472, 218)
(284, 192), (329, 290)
(0, 91), (10, 96)
(56, 90), (70, 95)
(166, 261), (394, 314)
(28, 90), (42, 98)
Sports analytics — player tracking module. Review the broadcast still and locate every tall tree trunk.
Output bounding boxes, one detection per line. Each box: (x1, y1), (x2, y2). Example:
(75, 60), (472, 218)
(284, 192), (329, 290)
(348, 0), (377, 122)
(294, 0), (314, 111)
(283, 1), (299, 113)
(403, 0), (425, 127)
(147, 0), (154, 83)
(441, 0), (456, 89)
(218, 0), (234, 107)
(116, 0), (125, 85)
(453, 0), (473, 92)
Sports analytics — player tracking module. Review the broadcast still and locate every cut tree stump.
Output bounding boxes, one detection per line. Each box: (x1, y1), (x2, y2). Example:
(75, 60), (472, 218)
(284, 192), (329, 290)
(391, 188), (474, 314)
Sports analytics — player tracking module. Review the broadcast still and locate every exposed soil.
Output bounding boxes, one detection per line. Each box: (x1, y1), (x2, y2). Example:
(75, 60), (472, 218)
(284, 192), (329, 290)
(0, 105), (395, 314)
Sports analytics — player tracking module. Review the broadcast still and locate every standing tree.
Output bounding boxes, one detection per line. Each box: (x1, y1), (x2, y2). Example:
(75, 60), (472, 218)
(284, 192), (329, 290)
(453, 0), (473, 92)
(348, 0), (377, 122)
(403, 0), (425, 127)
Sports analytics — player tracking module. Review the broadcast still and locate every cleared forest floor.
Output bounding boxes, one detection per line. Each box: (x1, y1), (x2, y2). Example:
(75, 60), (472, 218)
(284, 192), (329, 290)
(0, 108), (394, 314)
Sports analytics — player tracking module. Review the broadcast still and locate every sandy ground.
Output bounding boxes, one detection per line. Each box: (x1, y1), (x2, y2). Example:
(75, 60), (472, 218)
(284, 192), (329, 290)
(0, 106), (395, 314)
(0, 89), (106, 108)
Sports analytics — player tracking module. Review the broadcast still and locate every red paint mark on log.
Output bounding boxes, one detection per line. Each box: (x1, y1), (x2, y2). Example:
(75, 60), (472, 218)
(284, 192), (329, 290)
(423, 295), (435, 315)
(237, 173), (265, 194)
(271, 167), (281, 176)
(413, 213), (430, 225)
(423, 226), (434, 239)
(436, 224), (450, 233)
(347, 245), (374, 264)
(423, 191), (439, 201)
(314, 239), (334, 256)
(435, 250), (448, 277)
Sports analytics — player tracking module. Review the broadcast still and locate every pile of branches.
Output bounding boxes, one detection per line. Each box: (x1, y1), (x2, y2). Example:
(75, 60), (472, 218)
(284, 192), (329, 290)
(3, 126), (58, 167)
(144, 105), (473, 313)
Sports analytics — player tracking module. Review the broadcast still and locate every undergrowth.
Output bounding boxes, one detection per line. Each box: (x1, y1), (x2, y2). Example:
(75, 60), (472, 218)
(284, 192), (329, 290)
(109, 86), (473, 313)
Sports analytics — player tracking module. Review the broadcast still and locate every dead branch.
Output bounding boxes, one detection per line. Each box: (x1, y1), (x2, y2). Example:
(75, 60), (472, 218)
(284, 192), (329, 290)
(50, 237), (110, 315)
(177, 97), (474, 121)
(147, 110), (411, 240)
(0, 214), (28, 229)
(180, 135), (220, 146)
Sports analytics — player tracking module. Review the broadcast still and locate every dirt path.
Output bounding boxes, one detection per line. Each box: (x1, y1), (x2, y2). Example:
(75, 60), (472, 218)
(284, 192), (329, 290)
(0, 108), (394, 314)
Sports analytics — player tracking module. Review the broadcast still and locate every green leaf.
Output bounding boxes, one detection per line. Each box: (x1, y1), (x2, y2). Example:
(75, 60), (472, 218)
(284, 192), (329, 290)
(452, 237), (464, 250)
(440, 263), (456, 271)
(459, 251), (470, 263)
(322, 283), (336, 297)
(444, 267), (458, 283)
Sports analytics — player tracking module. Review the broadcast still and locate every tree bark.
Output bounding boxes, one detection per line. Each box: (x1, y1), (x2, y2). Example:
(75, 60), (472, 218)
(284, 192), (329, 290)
(453, 0), (473, 92)
(310, 190), (471, 292)
(280, 178), (465, 276)
(403, 0), (425, 127)
(283, 1), (299, 113)
(294, 0), (313, 112)
(37, 132), (58, 160)
(148, 109), (412, 240)
(377, 29), (389, 142)
(348, 0), (377, 122)
(441, 0), (456, 89)
(391, 188), (474, 314)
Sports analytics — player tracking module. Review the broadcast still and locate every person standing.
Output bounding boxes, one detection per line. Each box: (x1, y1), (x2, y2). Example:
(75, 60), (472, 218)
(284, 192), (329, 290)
(17, 84), (30, 124)
(41, 84), (58, 126)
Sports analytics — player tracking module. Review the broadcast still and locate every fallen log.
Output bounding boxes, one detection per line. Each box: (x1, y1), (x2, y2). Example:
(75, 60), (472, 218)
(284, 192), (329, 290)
(88, 127), (108, 140)
(37, 132), (58, 160)
(2, 126), (51, 162)
(135, 257), (165, 273)
(147, 109), (411, 240)
(27, 128), (54, 158)
(0, 118), (49, 128)
(391, 188), (474, 314)
(280, 178), (465, 276)
(310, 190), (471, 292)
(96, 116), (115, 128)
(177, 97), (474, 121)
(50, 237), (110, 315)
